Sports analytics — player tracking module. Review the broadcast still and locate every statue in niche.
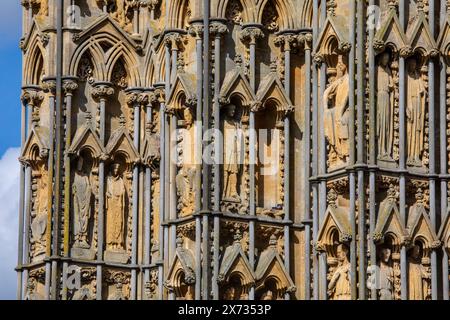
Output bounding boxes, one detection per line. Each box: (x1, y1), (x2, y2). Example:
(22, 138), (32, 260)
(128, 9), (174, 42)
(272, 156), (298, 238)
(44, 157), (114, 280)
(328, 244), (351, 300)
(31, 167), (48, 257)
(377, 52), (395, 160)
(176, 167), (196, 216)
(177, 107), (196, 216)
(323, 57), (350, 166)
(406, 57), (426, 167)
(111, 0), (132, 33)
(222, 104), (243, 202)
(371, 246), (394, 300)
(106, 162), (127, 251)
(73, 157), (92, 249)
(408, 244), (430, 300)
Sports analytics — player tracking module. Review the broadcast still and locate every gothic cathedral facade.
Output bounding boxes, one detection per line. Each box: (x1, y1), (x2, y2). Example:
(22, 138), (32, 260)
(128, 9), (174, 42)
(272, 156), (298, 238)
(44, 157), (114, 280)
(17, 0), (450, 300)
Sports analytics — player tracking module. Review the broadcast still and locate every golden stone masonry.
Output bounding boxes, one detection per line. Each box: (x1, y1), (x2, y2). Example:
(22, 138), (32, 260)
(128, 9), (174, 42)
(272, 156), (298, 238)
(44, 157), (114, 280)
(16, 0), (450, 300)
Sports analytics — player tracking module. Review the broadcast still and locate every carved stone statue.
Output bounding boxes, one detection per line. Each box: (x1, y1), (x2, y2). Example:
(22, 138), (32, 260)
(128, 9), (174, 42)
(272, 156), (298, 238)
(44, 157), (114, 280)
(378, 246), (394, 300)
(31, 168), (48, 257)
(328, 244), (351, 300)
(73, 157), (92, 249)
(176, 167), (196, 216)
(406, 58), (426, 167)
(106, 163), (126, 251)
(323, 58), (350, 166)
(222, 104), (243, 202)
(408, 244), (430, 300)
(377, 52), (395, 160)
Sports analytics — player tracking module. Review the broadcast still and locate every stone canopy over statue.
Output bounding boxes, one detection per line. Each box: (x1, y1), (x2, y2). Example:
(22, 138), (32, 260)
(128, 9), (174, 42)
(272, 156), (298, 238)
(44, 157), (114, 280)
(323, 56), (350, 168)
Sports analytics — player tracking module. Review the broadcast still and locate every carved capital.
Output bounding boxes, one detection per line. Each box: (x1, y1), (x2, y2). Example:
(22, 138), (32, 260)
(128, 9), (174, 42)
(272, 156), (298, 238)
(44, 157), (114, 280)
(42, 79), (57, 95)
(313, 53), (324, 66)
(373, 39), (386, 53)
(91, 83), (114, 101)
(209, 22), (228, 37)
(63, 80), (79, 95)
(399, 45), (413, 58)
(188, 24), (204, 39)
(165, 32), (182, 50)
(240, 26), (264, 46)
(154, 88), (166, 103)
(126, 91), (140, 106)
(21, 88), (44, 107)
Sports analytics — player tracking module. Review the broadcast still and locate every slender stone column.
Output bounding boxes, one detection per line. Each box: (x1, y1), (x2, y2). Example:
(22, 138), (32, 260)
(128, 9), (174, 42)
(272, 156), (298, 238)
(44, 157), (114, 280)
(42, 78), (56, 300)
(188, 23), (203, 300)
(130, 1), (140, 36)
(425, 1), (439, 300)
(440, 5), (449, 298)
(126, 88), (142, 300)
(20, 88), (43, 298)
(209, 21), (227, 300)
(154, 86), (166, 299)
(61, 78), (78, 300)
(17, 97), (27, 300)
(91, 82), (114, 300)
(312, 0), (319, 300)
(143, 91), (156, 286)
(202, 0), (211, 300)
(240, 24), (263, 301)
(398, 48), (409, 300)
(356, 0), (367, 299)
(368, 0), (377, 300)
(18, 88), (43, 298)
(301, 33), (313, 300)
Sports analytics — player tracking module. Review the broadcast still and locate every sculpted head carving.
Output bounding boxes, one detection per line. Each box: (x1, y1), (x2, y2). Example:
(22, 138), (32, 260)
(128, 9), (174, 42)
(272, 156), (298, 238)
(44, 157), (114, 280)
(111, 162), (121, 177)
(379, 246), (392, 264)
(183, 107), (194, 127)
(379, 52), (391, 67)
(76, 157), (84, 173)
(225, 104), (237, 119)
(407, 57), (418, 74)
(336, 56), (348, 78)
(409, 244), (422, 260)
(337, 244), (349, 264)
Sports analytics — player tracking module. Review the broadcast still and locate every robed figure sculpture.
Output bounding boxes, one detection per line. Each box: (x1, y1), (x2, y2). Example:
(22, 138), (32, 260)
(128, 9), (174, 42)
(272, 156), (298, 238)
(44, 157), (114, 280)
(323, 58), (350, 166)
(106, 162), (127, 251)
(377, 52), (395, 160)
(406, 58), (427, 167)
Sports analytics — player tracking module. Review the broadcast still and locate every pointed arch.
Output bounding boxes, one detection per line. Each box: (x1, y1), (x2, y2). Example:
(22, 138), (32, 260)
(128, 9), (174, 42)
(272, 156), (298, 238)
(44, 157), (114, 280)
(167, 0), (192, 29)
(24, 37), (46, 85)
(214, 0), (254, 23)
(70, 33), (141, 87)
(257, 0), (296, 31)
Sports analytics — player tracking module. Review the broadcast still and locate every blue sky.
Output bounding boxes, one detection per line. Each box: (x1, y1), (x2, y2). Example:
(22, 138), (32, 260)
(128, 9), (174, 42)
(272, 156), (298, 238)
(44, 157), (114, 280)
(0, 0), (22, 300)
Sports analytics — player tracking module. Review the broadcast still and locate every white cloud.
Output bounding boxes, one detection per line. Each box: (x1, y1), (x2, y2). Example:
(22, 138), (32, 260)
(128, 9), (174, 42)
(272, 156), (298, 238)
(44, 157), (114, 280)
(0, 147), (20, 300)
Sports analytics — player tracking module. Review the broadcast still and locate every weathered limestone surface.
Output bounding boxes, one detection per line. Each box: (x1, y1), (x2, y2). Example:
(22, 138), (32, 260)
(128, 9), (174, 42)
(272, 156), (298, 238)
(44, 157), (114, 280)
(16, 0), (450, 300)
